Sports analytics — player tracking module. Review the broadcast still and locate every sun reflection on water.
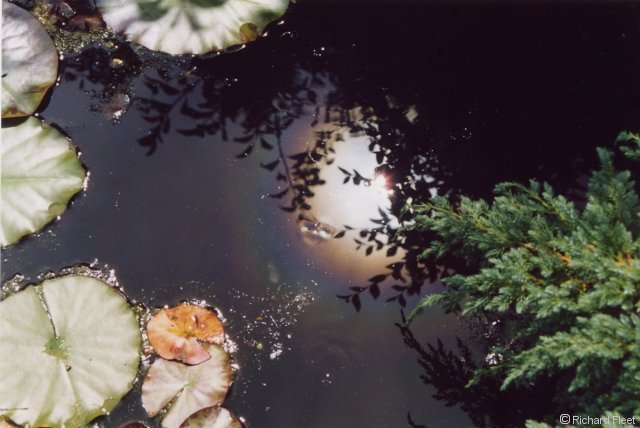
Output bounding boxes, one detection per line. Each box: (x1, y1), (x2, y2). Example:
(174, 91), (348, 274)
(306, 131), (395, 231)
(371, 173), (393, 196)
(281, 123), (402, 285)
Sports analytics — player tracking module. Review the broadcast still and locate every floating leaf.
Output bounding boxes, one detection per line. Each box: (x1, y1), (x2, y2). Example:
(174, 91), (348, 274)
(181, 407), (243, 428)
(96, 0), (290, 55)
(142, 344), (232, 428)
(0, 275), (141, 427)
(1, 117), (86, 247)
(2, 2), (59, 118)
(147, 304), (224, 365)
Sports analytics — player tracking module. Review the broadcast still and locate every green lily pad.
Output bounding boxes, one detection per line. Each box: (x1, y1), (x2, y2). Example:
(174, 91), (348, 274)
(181, 407), (243, 428)
(1, 117), (86, 247)
(0, 275), (142, 427)
(96, 0), (289, 55)
(2, 2), (59, 118)
(142, 344), (232, 428)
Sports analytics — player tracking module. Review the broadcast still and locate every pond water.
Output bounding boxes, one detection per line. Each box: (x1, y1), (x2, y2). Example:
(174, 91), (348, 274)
(2, 1), (639, 427)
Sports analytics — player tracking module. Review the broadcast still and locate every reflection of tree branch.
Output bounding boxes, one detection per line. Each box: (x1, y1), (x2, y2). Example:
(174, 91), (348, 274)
(274, 129), (335, 213)
(397, 318), (559, 428)
(137, 73), (203, 154)
(275, 132), (295, 196)
(325, 110), (448, 311)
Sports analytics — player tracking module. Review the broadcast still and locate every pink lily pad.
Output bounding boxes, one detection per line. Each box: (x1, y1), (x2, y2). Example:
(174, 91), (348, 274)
(147, 304), (224, 365)
(181, 407), (243, 428)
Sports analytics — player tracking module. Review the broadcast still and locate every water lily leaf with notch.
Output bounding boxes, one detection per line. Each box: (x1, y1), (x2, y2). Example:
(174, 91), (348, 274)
(0, 275), (142, 427)
(181, 407), (243, 428)
(2, 2), (59, 118)
(1, 117), (85, 247)
(96, 0), (289, 55)
(147, 304), (225, 365)
(142, 344), (232, 428)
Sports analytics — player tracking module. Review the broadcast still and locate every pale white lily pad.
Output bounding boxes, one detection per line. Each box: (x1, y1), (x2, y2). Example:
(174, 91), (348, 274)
(2, 2), (59, 118)
(142, 344), (232, 428)
(1, 117), (86, 247)
(181, 407), (243, 428)
(0, 275), (142, 427)
(96, 0), (289, 55)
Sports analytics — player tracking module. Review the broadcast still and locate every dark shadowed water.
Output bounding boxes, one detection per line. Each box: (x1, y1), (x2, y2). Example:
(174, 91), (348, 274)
(2, 1), (639, 427)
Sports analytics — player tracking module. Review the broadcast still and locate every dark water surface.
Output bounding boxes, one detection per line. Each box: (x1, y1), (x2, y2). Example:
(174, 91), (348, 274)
(2, 1), (639, 427)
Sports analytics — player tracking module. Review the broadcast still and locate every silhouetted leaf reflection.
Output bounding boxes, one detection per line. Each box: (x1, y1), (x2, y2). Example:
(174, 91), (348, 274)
(135, 54), (323, 154)
(397, 319), (558, 428)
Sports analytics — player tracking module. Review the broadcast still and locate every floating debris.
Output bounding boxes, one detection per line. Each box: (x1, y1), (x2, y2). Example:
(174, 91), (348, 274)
(297, 213), (336, 244)
(100, 92), (130, 121)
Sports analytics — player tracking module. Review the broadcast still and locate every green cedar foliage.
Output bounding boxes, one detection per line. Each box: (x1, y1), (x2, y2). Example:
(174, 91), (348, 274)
(402, 132), (640, 421)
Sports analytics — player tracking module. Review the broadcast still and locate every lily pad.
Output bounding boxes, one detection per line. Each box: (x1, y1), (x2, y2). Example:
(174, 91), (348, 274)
(0, 275), (142, 427)
(1, 117), (86, 247)
(142, 344), (232, 428)
(181, 407), (243, 428)
(96, 0), (289, 55)
(2, 2), (59, 118)
(147, 304), (225, 365)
